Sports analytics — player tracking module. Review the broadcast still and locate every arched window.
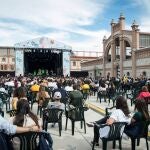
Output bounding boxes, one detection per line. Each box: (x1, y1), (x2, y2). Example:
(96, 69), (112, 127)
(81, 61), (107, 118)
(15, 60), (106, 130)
(1, 65), (3, 70)
(125, 41), (131, 60)
(4, 65), (7, 70)
(11, 65), (15, 70)
(12, 58), (15, 62)
(73, 61), (76, 66)
(127, 72), (130, 77)
(2, 57), (6, 62)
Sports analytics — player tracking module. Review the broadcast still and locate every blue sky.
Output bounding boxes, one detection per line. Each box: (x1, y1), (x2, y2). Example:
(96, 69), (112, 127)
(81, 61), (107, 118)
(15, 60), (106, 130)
(0, 0), (149, 52)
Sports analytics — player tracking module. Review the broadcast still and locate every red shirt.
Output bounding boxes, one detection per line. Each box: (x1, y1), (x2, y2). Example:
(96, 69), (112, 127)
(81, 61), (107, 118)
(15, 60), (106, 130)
(137, 91), (150, 99)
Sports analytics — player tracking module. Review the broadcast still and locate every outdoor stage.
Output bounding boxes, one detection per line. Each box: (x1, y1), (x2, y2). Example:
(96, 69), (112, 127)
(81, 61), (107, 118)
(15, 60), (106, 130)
(14, 37), (72, 76)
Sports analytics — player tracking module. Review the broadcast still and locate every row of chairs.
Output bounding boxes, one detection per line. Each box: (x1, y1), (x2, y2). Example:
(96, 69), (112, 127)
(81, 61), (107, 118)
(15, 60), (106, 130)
(91, 106), (150, 150)
(0, 131), (53, 150)
(92, 120), (149, 150)
(7, 105), (88, 137)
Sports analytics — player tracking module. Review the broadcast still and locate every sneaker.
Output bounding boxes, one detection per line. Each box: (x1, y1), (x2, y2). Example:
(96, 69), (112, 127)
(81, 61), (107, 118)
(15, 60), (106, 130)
(91, 141), (99, 146)
(86, 122), (95, 127)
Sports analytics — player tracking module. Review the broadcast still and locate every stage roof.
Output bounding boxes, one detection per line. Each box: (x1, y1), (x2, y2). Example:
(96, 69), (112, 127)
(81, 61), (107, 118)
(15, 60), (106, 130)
(14, 37), (72, 50)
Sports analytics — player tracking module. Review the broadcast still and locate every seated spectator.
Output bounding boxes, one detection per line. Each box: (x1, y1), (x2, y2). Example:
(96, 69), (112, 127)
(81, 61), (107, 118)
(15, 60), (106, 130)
(30, 81), (40, 92)
(52, 82), (68, 103)
(0, 115), (40, 135)
(137, 86), (150, 99)
(87, 96), (131, 146)
(65, 80), (73, 92)
(69, 84), (83, 107)
(47, 92), (65, 110)
(11, 89), (19, 110)
(9, 99), (41, 149)
(37, 86), (50, 108)
(124, 99), (150, 137)
(10, 99), (41, 128)
(11, 87), (28, 110)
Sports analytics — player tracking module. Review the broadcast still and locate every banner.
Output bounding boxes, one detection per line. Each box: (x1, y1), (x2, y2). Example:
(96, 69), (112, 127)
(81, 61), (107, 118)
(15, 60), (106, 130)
(15, 49), (24, 76)
(63, 51), (70, 76)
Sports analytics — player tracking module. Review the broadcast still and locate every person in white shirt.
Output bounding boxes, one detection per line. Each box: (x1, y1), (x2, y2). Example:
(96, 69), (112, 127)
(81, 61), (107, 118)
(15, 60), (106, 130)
(65, 81), (73, 92)
(87, 96), (131, 146)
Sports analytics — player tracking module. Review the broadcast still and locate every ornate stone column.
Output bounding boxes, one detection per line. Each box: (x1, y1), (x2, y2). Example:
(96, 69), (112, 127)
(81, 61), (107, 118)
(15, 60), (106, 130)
(102, 36), (106, 78)
(111, 40), (115, 77)
(119, 36), (124, 78)
(131, 20), (139, 79)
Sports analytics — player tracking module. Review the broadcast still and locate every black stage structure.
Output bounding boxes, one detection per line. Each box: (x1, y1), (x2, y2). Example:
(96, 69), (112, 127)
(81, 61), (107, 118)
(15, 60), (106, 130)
(15, 47), (71, 76)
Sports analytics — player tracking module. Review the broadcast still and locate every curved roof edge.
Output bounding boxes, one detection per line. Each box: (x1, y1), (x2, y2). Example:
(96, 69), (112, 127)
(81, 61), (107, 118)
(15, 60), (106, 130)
(14, 36), (72, 50)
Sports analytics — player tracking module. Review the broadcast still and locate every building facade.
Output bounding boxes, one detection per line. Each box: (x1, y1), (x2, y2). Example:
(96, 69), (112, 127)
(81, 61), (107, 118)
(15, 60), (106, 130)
(0, 47), (15, 75)
(81, 14), (150, 79)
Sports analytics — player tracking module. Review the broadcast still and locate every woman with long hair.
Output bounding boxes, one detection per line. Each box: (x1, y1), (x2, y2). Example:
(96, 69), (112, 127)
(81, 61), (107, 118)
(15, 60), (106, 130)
(17, 87), (27, 100)
(11, 87), (27, 110)
(9, 99), (41, 150)
(37, 86), (50, 107)
(124, 99), (150, 137)
(10, 99), (41, 128)
(87, 96), (131, 146)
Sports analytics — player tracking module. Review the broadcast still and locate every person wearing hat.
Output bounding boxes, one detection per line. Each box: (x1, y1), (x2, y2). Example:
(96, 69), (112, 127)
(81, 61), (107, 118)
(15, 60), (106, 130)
(47, 91), (65, 110)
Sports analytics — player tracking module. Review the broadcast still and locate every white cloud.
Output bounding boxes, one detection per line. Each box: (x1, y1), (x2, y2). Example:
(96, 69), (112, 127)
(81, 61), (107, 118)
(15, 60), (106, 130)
(0, 0), (103, 28)
(131, 0), (150, 32)
(0, 0), (110, 52)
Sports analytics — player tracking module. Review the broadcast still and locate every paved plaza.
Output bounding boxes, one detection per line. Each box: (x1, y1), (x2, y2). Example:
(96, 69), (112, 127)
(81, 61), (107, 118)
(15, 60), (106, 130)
(4, 95), (149, 150)
(4, 96), (150, 150)
(51, 95), (149, 150)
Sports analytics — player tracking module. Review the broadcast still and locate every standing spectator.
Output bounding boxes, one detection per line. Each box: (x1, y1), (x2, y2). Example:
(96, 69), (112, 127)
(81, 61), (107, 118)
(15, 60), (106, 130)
(81, 81), (90, 100)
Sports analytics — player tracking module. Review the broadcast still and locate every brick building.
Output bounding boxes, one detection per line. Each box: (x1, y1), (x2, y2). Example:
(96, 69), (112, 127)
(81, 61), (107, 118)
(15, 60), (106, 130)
(81, 14), (150, 79)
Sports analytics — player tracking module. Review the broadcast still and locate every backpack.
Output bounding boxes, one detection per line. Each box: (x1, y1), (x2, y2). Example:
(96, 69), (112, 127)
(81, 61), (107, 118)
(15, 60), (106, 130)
(38, 132), (53, 150)
(0, 132), (13, 150)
